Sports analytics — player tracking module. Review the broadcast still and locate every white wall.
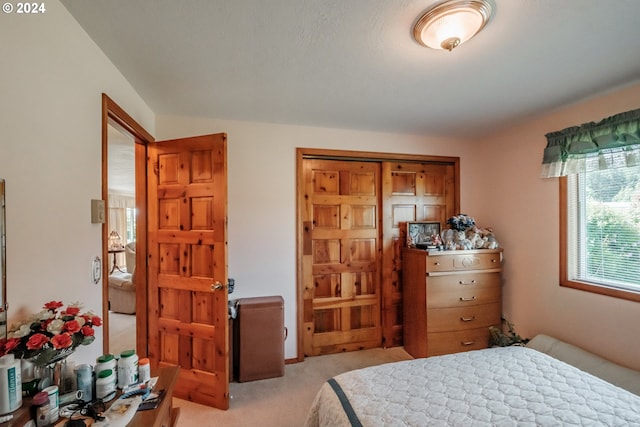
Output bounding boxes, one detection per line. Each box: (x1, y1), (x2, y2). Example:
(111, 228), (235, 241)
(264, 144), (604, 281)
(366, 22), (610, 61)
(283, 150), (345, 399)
(466, 81), (640, 370)
(0, 0), (154, 365)
(156, 116), (471, 359)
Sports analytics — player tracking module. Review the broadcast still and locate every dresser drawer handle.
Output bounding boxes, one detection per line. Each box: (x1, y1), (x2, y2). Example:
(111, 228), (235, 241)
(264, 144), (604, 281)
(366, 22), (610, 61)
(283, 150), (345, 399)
(458, 279), (476, 285)
(459, 296), (476, 302)
(434, 262), (441, 266)
(460, 316), (476, 322)
(491, 259), (497, 263)
(461, 341), (476, 346)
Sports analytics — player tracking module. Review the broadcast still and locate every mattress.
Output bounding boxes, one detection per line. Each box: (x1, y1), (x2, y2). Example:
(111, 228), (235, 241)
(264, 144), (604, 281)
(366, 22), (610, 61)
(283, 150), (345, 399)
(304, 346), (640, 426)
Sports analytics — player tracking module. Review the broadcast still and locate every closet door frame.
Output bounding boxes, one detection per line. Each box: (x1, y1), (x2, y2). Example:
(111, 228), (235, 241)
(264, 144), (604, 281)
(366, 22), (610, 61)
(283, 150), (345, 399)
(296, 148), (460, 362)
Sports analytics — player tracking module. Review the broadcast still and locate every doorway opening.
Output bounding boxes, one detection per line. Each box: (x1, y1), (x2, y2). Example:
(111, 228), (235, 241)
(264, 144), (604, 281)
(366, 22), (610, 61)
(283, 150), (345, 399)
(101, 94), (154, 356)
(106, 119), (136, 355)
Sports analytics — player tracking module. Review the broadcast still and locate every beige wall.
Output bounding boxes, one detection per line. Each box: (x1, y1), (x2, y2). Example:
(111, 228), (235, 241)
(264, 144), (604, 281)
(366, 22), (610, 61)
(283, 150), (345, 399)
(466, 81), (640, 370)
(0, 0), (154, 364)
(156, 116), (470, 358)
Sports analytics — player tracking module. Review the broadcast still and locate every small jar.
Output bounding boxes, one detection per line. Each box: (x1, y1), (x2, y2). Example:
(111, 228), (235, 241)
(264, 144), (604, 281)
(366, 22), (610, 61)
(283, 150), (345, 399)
(43, 385), (59, 424)
(95, 369), (117, 402)
(75, 364), (93, 403)
(117, 350), (138, 389)
(31, 391), (50, 427)
(138, 358), (150, 384)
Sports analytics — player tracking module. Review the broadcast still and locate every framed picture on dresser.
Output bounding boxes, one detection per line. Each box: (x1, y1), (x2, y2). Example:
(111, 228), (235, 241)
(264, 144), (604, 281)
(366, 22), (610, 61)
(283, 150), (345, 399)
(405, 221), (441, 248)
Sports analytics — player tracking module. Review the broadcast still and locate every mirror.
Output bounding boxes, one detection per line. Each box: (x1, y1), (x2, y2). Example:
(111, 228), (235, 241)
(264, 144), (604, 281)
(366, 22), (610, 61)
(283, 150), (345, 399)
(0, 179), (6, 340)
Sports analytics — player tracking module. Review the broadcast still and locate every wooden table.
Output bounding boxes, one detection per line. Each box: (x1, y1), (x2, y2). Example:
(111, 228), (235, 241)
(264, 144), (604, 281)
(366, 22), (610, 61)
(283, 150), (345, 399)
(5, 366), (180, 427)
(108, 248), (125, 274)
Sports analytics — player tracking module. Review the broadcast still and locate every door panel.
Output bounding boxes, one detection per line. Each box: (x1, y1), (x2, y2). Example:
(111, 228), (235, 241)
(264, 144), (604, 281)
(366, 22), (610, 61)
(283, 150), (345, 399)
(381, 162), (457, 346)
(147, 133), (228, 409)
(302, 159), (382, 356)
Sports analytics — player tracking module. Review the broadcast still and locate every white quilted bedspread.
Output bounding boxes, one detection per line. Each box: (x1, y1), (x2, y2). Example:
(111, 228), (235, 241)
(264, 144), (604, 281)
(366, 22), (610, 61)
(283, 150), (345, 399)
(304, 346), (640, 426)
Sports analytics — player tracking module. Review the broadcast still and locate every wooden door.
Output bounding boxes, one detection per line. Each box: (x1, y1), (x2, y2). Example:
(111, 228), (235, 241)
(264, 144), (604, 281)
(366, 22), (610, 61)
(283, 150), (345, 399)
(381, 162), (457, 347)
(147, 133), (228, 409)
(302, 159), (382, 356)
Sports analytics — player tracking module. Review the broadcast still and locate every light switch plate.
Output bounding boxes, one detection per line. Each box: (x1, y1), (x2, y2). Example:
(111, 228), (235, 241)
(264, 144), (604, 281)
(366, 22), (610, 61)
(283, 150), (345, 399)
(91, 199), (105, 223)
(92, 256), (102, 284)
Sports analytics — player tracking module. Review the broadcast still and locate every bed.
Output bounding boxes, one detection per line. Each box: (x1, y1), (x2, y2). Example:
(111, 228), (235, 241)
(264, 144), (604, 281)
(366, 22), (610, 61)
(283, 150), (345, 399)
(304, 335), (640, 426)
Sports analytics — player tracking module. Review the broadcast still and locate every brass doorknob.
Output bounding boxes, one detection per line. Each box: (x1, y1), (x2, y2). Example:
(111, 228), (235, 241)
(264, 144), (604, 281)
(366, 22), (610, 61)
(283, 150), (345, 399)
(211, 281), (225, 291)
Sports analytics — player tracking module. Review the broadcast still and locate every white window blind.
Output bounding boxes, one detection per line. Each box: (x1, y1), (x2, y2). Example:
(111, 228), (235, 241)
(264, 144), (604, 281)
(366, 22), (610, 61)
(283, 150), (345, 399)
(567, 165), (640, 293)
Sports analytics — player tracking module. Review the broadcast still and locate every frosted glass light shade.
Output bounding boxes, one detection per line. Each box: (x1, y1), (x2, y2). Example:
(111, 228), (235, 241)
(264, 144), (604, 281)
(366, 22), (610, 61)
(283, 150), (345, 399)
(414, 0), (493, 51)
(108, 230), (123, 250)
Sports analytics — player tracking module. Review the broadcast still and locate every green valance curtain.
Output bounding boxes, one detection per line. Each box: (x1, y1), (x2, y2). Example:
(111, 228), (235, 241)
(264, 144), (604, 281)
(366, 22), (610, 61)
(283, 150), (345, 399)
(541, 108), (640, 178)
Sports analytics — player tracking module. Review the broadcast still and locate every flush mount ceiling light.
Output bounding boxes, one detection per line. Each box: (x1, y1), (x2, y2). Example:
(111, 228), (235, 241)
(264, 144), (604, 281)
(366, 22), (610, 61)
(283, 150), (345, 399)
(413, 0), (494, 51)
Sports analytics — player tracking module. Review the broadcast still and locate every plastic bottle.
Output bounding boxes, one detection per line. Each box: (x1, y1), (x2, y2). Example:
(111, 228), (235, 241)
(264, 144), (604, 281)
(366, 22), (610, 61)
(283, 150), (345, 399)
(117, 350), (139, 389)
(42, 385), (59, 424)
(30, 391), (50, 427)
(95, 354), (118, 385)
(138, 358), (150, 384)
(0, 353), (22, 414)
(75, 364), (93, 403)
(95, 369), (117, 402)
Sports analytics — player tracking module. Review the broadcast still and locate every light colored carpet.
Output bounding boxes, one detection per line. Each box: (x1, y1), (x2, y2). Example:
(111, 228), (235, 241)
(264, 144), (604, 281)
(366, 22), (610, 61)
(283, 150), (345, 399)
(108, 311), (136, 356)
(174, 347), (412, 427)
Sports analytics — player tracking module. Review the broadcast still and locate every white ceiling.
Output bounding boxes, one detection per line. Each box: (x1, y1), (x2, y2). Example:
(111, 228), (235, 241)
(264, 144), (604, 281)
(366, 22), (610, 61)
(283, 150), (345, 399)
(62, 0), (640, 139)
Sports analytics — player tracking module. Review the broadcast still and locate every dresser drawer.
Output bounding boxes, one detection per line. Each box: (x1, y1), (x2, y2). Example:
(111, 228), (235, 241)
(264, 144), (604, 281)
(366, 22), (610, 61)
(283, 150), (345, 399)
(427, 271), (501, 292)
(427, 277), (500, 308)
(427, 328), (491, 356)
(427, 302), (501, 332)
(426, 251), (502, 273)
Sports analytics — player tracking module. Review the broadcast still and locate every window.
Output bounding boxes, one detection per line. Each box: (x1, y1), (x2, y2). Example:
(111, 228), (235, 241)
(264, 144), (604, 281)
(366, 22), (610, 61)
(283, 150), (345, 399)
(561, 165), (640, 301)
(125, 207), (137, 243)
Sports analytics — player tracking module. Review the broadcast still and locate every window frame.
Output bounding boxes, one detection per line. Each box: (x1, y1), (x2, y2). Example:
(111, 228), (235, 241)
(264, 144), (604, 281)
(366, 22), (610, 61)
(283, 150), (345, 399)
(559, 176), (640, 302)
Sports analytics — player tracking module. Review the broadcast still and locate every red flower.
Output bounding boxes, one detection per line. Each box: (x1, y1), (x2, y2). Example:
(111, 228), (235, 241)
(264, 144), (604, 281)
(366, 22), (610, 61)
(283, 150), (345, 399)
(65, 306), (80, 316)
(81, 325), (95, 337)
(44, 301), (64, 310)
(91, 316), (102, 327)
(4, 338), (20, 353)
(27, 333), (50, 350)
(51, 333), (72, 349)
(63, 320), (81, 334)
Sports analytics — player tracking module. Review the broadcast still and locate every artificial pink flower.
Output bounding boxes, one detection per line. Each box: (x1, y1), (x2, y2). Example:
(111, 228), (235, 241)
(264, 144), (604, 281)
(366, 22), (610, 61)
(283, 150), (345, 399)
(63, 320), (81, 334)
(51, 333), (72, 349)
(26, 333), (50, 350)
(80, 326), (95, 337)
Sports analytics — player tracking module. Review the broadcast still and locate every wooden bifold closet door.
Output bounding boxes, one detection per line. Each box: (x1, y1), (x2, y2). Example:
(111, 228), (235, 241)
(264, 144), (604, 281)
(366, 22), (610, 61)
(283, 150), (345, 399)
(300, 152), (458, 357)
(302, 159), (382, 356)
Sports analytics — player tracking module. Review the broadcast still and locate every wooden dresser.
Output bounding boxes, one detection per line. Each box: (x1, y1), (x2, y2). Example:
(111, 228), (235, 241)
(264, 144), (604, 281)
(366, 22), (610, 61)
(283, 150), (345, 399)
(402, 248), (502, 358)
